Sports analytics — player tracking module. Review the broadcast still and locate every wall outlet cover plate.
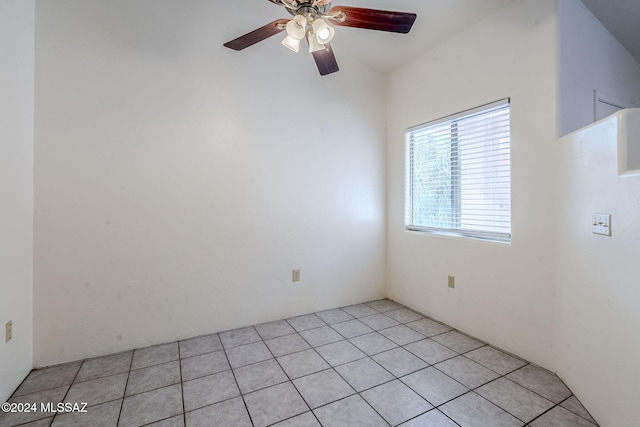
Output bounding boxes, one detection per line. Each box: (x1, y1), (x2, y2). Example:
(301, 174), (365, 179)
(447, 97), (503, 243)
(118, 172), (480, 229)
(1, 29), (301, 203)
(5, 321), (12, 343)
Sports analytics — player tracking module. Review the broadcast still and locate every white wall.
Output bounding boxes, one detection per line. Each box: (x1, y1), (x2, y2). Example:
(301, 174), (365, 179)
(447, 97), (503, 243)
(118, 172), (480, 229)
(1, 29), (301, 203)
(558, 0), (640, 136)
(34, 0), (386, 366)
(386, 0), (559, 370)
(555, 110), (640, 427)
(554, 4), (640, 423)
(0, 0), (35, 401)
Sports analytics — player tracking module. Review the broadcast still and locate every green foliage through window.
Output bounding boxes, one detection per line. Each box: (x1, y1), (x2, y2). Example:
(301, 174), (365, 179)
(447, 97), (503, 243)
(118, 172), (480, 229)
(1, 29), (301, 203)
(405, 99), (511, 242)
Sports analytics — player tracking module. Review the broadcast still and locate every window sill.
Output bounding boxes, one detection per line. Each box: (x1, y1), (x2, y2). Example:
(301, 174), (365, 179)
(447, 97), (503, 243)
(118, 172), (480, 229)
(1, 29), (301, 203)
(404, 227), (511, 244)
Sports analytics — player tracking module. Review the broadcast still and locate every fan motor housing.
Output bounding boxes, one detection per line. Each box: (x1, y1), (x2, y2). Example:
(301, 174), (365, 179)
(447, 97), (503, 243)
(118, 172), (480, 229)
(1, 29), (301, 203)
(285, 1), (331, 16)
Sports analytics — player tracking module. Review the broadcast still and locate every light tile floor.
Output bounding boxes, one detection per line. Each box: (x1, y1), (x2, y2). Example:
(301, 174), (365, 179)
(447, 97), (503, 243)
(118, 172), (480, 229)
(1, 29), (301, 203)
(0, 299), (598, 427)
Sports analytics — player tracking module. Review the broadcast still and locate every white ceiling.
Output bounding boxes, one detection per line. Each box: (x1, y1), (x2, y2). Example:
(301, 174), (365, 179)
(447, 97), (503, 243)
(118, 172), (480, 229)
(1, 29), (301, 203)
(580, 0), (640, 63)
(238, 0), (640, 74)
(328, 0), (519, 73)
(249, 0), (519, 73)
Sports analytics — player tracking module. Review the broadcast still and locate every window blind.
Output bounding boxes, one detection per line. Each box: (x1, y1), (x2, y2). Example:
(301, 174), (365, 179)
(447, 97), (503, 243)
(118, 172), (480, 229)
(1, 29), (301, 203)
(405, 99), (511, 242)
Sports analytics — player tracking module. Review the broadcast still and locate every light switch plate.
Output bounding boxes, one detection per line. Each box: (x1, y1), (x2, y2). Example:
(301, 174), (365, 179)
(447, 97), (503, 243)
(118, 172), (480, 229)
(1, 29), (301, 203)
(592, 214), (611, 236)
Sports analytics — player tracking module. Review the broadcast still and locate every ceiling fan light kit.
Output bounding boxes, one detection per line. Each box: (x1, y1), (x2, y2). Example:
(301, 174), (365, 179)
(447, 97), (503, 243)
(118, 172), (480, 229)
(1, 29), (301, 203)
(223, 0), (417, 76)
(286, 14), (308, 40)
(308, 33), (325, 53)
(312, 18), (335, 45)
(281, 34), (301, 52)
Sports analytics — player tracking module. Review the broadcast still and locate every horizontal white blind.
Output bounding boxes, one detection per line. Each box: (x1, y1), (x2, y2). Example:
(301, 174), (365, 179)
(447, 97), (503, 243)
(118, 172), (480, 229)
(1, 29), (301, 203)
(405, 99), (511, 242)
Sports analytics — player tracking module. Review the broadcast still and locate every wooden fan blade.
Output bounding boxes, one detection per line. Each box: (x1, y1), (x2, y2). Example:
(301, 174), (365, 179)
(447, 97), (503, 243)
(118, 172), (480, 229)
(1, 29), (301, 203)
(312, 43), (339, 76)
(224, 19), (289, 51)
(328, 6), (416, 34)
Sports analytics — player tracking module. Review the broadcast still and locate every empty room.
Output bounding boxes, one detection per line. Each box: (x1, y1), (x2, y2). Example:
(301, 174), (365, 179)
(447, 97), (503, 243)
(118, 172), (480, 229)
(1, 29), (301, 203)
(1, 0), (639, 426)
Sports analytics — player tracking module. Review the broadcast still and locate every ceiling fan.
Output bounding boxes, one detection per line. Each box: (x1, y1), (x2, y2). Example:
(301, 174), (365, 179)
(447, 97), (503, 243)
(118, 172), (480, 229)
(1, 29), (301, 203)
(223, 0), (417, 76)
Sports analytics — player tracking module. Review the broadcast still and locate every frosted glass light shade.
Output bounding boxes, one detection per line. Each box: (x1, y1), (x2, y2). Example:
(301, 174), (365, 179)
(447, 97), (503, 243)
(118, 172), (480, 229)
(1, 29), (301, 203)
(286, 15), (308, 40)
(282, 35), (301, 52)
(308, 36), (325, 53)
(312, 18), (334, 44)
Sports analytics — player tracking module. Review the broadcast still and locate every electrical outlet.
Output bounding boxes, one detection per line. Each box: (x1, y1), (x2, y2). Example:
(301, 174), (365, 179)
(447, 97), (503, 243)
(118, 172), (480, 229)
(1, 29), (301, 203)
(448, 275), (455, 289)
(292, 269), (301, 282)
(592, 214), (612, 236)
(5, 321), (12, 343)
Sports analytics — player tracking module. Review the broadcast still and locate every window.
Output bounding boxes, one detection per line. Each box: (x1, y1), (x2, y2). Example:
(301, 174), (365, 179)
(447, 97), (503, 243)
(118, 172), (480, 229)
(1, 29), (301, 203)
(405, 99), (511, 242)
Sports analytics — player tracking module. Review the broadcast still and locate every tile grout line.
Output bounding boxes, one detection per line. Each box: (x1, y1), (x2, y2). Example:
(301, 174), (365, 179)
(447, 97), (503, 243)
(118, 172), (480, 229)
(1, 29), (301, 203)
(260, 323), (325, 426)
(385, 351), (487, 426)
(8, 361), (82, 399)
(48, 358), (86, 426)
(356, 309), (571, 426)
(425, 360), (587, 426)
(471, 387), (537, 424)
(177, 342), (187, 427)
(6, 300), (598, 427)
(219, 328), (257, 427)
(556, 394), (598, 424)
(127, 348), (180, 373)
(143, 308), (499, 423)
(399, 408), (463, 427)
(426, 358), (529, 421)
(397, 315), (580, 418)
(408, 329), (588, 425)
(120, 360), (182, 396)
(114, 351), (134, 427)
(291, 317), (393, 424)
(291, 314), (396, 427)
(526, 395), (597, 427)
(526, 402), (561, 426)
